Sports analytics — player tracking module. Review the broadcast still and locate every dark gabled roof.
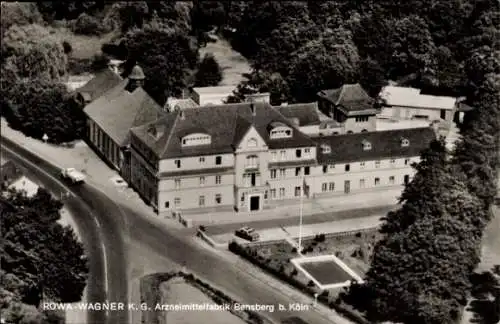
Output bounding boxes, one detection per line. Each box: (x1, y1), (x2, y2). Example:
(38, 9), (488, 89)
(76, 69), (123, 102)
(317, 84), (377, 115)
(316, 127), (436, 164)
(274, 103), (321, 126)
(84, 80), (164, 146)
(131, 102), (316, 159)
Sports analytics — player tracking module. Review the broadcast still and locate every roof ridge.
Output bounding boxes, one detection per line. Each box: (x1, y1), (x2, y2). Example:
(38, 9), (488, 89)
(336, 84), (347, 105)
(159, 112), (181, 159)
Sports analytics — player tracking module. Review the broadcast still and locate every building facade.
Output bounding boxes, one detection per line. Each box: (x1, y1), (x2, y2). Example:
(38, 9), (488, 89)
(128, 100), (436, 217)
(83, 65), (164, 182)
(378, 85), (458, 122)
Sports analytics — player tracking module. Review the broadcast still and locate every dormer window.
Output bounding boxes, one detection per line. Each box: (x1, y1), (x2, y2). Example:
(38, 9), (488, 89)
(401, 137), (410, 147)
(321, 144), (331, 154)
(362, 140), (372, 151)
(269, 122), (293, 139)
(181, 133), (211, 147)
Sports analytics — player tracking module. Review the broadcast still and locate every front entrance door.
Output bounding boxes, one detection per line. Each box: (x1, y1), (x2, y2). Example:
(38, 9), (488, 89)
(344, 180), (350, 194)
(404, 175), (410, 185)
(250, 196), (260, 211)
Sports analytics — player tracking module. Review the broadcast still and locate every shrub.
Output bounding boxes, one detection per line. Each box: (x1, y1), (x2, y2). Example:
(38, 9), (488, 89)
(315, 233), (326, 242)
(307, 280), (315, 287)
(62, 41), (72, 54)
(72, 13), (107, 35)
(198, 225), (206, 232)
(355, 232), (362, 238)
(291, 247), (297, 253)
(291, 269), (298, 276)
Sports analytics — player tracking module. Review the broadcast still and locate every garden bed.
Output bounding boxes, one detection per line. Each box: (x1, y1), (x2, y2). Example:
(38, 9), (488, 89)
(300, 260), (353, 285)
(140, 271), (269, 324)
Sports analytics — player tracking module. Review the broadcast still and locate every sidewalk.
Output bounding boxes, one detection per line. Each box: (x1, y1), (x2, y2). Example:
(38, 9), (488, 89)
(211, 215), (382, 244)
(1, 118), (169, 225)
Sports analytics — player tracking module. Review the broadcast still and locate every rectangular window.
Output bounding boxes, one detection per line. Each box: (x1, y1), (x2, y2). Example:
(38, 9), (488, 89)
(304, 166), (310, 175)
(375, 161), (381, 168)
(215, 156), (222, 165)
(329, 182), (335, 191)
(199, 195), (205, 206)
(174, 179), (181, 189)
(304, 148), (311, 157)
(295, 167), (301, 176)
(215, 175), (221, 184)
(270, 169), (277, 179)
(390, 159), (395, 166)
(241, 193), (245, 202)
(329, 164), (335, 169)
(375, 178), (380, 186)
(322, 165), (328, 174)
(322, 183), (328, 192)
(280, 150), (286, 160)
(279, 188), (285, 198)
(174, 197), (181, 206)
(405, 158), (410, 165)
(165, 201), (170, 208)
(389, 176), (395, 184)
(271, 151), (277, 161)
(215, 194), (222, 204)
(199, 157), (205, 163)
(270, 189), (276, 199)
(345, 164), (350, 172)
(360, 162), (365, 168)
(175, 159), (181, 168)
(279, 169), (286, 178)
(296, 149), (302, 158)
(199, 176), (205, 186)
(360, 179), (365, 188)
(295, 186), (301, 197)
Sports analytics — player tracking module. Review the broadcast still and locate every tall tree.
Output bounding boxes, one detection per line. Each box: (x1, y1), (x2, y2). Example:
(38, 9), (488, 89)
(343, 139), (485, 323)
(452, 73), (500, 210)
(121, 21), (199, 105)
(1, 188), (88, 322)
(2, 24), (68, 82)
(194, 54), (223, 87)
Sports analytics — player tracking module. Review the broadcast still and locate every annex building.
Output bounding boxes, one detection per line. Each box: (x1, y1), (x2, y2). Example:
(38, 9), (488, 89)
(78, 66), (443, 218)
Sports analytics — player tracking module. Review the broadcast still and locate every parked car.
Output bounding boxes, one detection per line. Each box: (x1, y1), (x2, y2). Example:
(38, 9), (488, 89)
(235, 226), (260, 242)
(61, 168), (86, 184)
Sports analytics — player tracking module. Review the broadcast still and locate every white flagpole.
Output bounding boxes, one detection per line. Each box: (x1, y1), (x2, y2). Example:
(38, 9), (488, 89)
(298, 176), (304, 252)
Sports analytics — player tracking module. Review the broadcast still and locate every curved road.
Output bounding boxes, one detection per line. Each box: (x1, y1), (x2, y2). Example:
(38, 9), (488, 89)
(2, 137), (345, 324)
(2, 141), (128, 324)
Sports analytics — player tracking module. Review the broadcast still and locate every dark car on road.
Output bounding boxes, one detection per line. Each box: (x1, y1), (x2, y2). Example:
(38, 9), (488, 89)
(235, 226), (260, 242)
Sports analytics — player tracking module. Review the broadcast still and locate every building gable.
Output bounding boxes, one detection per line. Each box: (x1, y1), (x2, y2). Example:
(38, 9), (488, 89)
(234, 125), (268, 153)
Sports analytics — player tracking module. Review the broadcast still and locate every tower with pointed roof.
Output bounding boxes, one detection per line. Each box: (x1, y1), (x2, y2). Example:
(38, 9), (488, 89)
(126, 65), (145, 92)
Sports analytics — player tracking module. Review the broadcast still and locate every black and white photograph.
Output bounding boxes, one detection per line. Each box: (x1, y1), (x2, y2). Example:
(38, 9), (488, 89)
(1, 1), (499, 324)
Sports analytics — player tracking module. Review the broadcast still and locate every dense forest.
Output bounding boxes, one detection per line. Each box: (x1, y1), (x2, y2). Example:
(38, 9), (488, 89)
(1, 189), (88, 323)
(0, 2), (498, 323)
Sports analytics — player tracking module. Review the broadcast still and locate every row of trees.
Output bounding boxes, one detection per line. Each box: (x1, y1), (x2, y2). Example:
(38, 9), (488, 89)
(188, 0), (499, 104)
(341, 34), (500, 324)
(0, 23), (87, 143)
(1, 188), (88, 323)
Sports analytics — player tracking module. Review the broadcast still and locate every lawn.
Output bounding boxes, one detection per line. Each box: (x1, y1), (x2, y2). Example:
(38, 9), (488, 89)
(160, 280), (246, 324)
(51, 27), (118, 60)
(199, 33), (251, 86)
(301, 260), (353, 285)
(296, 231), (381, 276)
